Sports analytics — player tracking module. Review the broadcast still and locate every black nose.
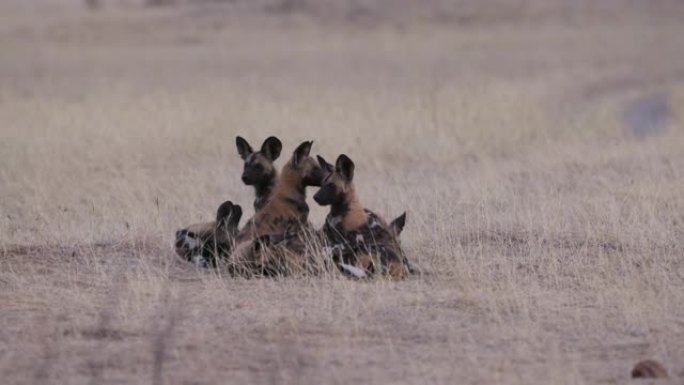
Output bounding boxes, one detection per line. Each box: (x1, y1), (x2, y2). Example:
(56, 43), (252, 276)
(313, 192), (323, 204)
(241, 174), (249, 183)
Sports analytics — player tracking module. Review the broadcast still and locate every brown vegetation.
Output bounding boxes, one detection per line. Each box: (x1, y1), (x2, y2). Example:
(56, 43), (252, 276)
(1, 0), (684, 383)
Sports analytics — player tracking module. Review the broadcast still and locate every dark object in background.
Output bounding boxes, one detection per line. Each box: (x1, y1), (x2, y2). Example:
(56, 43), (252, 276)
(623, 94), (672, 139)
(631, 359), (669, 379)
(147, 0), (177, 6)
(85, 0), (100, 10)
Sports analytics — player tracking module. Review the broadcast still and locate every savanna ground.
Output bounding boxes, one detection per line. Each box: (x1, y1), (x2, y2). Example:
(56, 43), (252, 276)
(1, 1), (684, 384)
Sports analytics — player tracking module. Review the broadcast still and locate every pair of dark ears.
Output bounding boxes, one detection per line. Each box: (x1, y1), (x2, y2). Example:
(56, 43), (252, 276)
(237, 136), (314, 167)
(316, 154), (355, 182)
(236, 136), (282, 162)
(216, 201), (242, 229)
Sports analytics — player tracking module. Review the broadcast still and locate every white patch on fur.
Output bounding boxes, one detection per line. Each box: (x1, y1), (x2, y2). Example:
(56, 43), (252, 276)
(339, 263), (366, 278)
(327, 215), (343, 227)
(355, 233), (365, 244)
(192, 255), (207, 267)
(323, 244), (345, 257)
(180, 233), (200, 251)
(369, 217), (381, 228)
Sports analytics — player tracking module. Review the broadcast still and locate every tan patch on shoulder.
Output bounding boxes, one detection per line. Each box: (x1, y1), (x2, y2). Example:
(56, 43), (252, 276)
(235, 200), (299, 246)
(342, 209), (368, 232)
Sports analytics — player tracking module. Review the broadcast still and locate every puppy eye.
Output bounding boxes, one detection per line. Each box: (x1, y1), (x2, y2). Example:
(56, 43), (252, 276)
(252, 163), (263, 172)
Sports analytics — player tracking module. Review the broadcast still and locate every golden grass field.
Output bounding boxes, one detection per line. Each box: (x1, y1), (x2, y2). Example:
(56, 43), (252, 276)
(1, 1), (684, 383)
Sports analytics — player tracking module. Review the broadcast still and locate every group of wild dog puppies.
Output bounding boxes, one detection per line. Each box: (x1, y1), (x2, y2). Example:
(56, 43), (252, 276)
(174, 136), (412, 280)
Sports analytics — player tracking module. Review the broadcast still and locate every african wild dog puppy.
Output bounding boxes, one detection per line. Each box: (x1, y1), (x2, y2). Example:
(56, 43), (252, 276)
(314, 155), (410, 280)
(174, 136), (282, 264)
(174, 201), (242, 267)
(230, 140), (326, 276)
(236, 136), (282, 211)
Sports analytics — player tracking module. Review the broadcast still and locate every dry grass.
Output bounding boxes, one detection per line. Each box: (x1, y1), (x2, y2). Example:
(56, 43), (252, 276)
(2, 1), (684, 384)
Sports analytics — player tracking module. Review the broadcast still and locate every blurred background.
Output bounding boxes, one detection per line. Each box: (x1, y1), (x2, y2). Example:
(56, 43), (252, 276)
(1, 0), (684, 244)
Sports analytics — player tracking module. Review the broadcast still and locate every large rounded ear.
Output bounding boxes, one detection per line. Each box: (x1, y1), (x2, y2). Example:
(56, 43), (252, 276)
(390, 212), (406, 236)
(228, 205), (243, 227)
(317, 155), (334, 173)
(260, 136), (282, 161)
(292, 141), (313, 166)
(235, 136), (253, 160)
(216, 200), (233, 224)
(216, 201), (242, 228)
(335, 154), (355, 182)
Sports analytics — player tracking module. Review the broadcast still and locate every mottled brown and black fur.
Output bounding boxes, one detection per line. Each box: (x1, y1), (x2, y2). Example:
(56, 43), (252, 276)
(174, 136), (281, 264)
(314, 154), (410, 280)
(230, 141), (326, 276)
(174, 201), (242, 267)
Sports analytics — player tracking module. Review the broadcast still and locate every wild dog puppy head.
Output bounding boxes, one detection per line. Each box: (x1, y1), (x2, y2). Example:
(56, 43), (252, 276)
(276, 140), (326, 199)
(314, 154), (354, 208)
(174, 201), (242, 258)
(174, 201), (242, 267)
(236, 136), (282, 211)
(288, 140), (326, 186)
(255, 140), (325, 233)
(314, 154), (364, 230)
